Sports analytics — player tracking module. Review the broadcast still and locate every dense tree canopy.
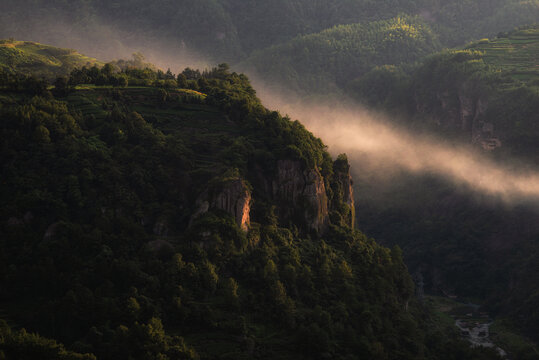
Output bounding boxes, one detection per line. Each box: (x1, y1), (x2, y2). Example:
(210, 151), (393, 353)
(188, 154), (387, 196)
(0, 64), (504, 359)
(0, 0), (537, 61)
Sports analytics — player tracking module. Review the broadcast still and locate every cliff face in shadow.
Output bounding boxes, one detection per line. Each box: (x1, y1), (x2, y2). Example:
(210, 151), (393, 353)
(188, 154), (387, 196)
(271, 159), (329, 233)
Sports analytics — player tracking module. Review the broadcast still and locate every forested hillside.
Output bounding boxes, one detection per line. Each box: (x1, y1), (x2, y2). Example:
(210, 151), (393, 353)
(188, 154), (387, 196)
(0, 0), (537, 62)
(465, 27), (539, 83)
(347, 26), (539, 353)
(351, 25), (539, 158)
(1, 0), (539, 357)
(241, 15), (440, 95)
(0, 55), (505, 359)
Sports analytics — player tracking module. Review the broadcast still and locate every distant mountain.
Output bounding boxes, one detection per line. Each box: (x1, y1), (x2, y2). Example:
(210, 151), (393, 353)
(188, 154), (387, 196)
(351, 25), (539, 158)
(241, 15), (440, 95)
(0, 0), (537, 63)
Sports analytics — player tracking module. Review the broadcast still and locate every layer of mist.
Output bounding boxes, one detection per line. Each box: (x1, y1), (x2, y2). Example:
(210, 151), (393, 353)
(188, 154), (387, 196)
(0, 12), (210, 72)
(256, 87), (539, 205)
(3, 4), (538, 206)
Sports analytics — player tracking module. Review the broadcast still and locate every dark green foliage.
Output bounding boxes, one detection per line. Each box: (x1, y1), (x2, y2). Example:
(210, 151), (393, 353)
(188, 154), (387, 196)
(242, 15), (441, 95)
(0, 321), (96, 360)
(1, 0), (537, 62)
(0, 68), (48, 95)
(53, 76), (70, 96)
(348, 65), (412, 110)
(350, 27), (539, 159)
(0, 65), (502, 359)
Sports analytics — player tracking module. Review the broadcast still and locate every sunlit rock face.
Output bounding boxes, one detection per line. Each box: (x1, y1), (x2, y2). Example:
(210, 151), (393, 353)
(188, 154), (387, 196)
(212, 178), (251, 231)
(302, 166), (329, 232)
(191, 177), (251, 231)
(190, 159), (350, 235)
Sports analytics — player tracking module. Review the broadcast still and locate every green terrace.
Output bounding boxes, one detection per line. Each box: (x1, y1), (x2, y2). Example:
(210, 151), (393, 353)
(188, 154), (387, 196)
(466, 27), (539, 83)
(65, 86), (244, 175)
(0, 40), (101, 79)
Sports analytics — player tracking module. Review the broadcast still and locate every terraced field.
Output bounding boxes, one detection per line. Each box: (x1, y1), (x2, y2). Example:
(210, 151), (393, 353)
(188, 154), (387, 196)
(0, 40), (101, 79)
(66, 87), (242, 179)
(466, 26), (539, 83)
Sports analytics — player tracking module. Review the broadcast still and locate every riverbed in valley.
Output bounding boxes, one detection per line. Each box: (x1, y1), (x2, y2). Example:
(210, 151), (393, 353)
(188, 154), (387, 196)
(425, 296), (508, 358)
(454, 311), (507, 358)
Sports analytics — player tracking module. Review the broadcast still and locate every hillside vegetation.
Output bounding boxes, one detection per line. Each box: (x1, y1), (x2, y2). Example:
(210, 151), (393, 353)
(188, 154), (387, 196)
(0, 39), (101, 79)
(465, 27), (539, 83)
(351, 25), (539, 158)
(0, 52), (506, 359)
(242, 15), (440, 95)
(348, 26), (539, 351)
(0, 0), (537, 62)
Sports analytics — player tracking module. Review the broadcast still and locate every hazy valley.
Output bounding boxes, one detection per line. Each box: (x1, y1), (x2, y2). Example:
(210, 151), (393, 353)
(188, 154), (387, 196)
(1, 1), (539, 359)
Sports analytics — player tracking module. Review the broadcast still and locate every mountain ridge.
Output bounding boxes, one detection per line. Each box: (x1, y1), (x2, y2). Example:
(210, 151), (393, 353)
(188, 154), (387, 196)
(0, 42), (507, 359)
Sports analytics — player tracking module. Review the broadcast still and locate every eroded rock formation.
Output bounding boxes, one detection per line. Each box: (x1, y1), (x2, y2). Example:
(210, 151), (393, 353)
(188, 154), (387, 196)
(191, 158), (357, 235)
(212, 178), (251, 231)
(421, 86), (501, 151)
(332, 159), (355, 229)
(192, 177), (251, 231)
(272, 159), (329, 233)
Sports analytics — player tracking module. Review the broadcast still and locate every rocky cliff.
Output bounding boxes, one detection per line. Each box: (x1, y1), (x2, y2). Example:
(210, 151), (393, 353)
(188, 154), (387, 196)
(331, 155), (355, 228)
(191, 176), (251, 231)
(419, 82), (501, 151)
(213, 178), (252, 231)
(190, 157), (358, 235)
(271, 159), (329, 233)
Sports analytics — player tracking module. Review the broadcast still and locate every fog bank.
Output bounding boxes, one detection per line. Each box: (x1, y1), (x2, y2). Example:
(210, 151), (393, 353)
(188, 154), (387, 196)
(257, 90), (539, 204)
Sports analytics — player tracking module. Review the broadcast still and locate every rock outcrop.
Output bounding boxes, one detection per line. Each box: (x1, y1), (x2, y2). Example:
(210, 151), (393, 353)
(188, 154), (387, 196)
(333, 163), (355, 229)
(456, 91), (501, 150)
(329, 154), (356, 229)
(212, 178), (251, 231)
(272, 160), (329, 233)
(191, 177), (251, 231)
(191, 159), (355, 235)
(421, 86), (501, 151)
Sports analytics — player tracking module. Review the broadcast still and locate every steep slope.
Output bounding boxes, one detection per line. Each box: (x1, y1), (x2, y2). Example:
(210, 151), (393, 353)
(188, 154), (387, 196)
(0, 47), (507, 359)
(351, 25), (539, 158)
(348, 26), (539, 350)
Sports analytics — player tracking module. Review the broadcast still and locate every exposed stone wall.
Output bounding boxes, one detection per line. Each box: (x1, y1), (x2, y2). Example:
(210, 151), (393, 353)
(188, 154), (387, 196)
(334, 166), (355, 229)
(420, 85), (501, 151)
(212, 179), (251, 231)
(191, 177), (251, 231)
(272, 159), (329, 233)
